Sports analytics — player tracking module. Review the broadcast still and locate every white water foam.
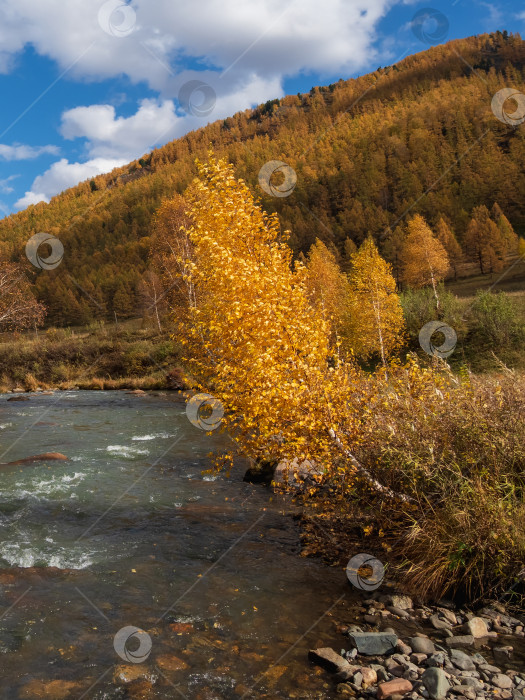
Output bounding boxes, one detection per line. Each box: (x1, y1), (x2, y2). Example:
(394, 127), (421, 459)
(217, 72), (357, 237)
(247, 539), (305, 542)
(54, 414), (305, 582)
(6, 472), (86, 499)
(105, 445), (149, 458)
(131, 432), (174, 441)
(0, 544), (94, 569)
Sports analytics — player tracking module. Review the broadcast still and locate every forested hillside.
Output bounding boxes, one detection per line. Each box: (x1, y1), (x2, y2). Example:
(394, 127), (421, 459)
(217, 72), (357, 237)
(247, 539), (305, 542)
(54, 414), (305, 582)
(1, 31), (524, 326)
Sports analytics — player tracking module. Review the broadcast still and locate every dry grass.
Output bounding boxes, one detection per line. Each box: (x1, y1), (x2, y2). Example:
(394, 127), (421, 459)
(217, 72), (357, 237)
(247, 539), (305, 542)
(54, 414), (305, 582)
(357, 367), (525, 600)
(0, 321), (186, 391)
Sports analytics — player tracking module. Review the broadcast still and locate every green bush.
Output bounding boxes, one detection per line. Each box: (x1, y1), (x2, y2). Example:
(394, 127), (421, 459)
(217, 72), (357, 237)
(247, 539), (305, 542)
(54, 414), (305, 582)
(469, 290), (525, 348)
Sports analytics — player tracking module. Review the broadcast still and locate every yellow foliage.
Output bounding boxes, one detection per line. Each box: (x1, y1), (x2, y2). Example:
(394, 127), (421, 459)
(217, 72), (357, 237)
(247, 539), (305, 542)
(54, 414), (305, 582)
(174, 154), (364, 480)
(401, 215), (449, 290)
(346, 237), (405, 365)
(303, 238), (350, 350)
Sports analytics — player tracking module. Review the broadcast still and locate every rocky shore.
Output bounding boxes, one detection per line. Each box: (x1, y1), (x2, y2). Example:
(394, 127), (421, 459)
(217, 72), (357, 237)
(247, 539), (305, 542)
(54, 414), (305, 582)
(310, 592), (525, 700)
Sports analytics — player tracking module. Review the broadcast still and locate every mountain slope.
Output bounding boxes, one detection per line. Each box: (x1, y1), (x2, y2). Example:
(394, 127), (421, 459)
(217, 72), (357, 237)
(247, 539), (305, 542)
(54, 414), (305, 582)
(1, 31), (524, 326)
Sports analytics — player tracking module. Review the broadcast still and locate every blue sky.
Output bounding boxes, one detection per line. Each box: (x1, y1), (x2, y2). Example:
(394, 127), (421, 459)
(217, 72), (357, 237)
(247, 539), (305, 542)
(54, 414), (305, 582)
(0, 0), (524, 216)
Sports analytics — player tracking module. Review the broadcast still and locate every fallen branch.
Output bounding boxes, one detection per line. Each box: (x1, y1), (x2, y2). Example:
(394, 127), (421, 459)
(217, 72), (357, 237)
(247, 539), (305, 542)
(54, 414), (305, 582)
(328, 428), (414, 503)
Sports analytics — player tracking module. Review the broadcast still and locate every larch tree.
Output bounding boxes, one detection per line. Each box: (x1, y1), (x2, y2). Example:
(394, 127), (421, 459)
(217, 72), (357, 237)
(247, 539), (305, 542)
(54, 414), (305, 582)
(304, 238), (350, 351)
(400, 214), (449, 313)
(381, 225), (406, 286)
(0, 261), (46, 331)
(346, 237), (405, 367)
(435, 217), (462, 280)
(151, 194), (195, 322)
(464, 205), (505, 274)
(341, 237), (357, 272)
(491, 203), (519, 255)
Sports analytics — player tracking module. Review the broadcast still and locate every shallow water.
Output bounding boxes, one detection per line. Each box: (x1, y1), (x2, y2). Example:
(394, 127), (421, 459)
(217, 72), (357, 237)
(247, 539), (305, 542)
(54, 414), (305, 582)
(0, 391), (351, 699)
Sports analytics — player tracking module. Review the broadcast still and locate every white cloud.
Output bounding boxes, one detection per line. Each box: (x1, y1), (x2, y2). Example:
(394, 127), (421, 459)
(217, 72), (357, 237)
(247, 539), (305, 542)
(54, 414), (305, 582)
(60, 98), (181, 160)
(0, 175), (19, 194)
(18, 72), (281, 205)
(4, 0), (396, 209)
(60, 72), (282, 159)
(0, 1), (394, 90)
(14, 190), (49, 209)
(0, 143), (59, 160)
(14, 156), (125, 209)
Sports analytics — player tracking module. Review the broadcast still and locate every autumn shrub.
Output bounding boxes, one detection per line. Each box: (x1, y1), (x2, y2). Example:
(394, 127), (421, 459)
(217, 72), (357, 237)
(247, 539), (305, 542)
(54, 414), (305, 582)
(23, 373), (39, 391)
(358, 365), (525, 599)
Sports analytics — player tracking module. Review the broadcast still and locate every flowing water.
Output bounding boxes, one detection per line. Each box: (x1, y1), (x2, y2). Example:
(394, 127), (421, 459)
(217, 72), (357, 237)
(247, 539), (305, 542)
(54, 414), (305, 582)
(0, 391), (351, 699)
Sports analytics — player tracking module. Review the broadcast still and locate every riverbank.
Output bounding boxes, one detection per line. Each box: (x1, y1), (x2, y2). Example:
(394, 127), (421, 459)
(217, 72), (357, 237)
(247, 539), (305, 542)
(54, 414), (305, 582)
(0, 319), (189, 392)
(309, 589), (525, 699)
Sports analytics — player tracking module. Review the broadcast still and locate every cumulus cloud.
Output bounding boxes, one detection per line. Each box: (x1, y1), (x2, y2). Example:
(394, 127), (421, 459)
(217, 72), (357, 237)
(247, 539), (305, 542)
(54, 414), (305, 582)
(18, 71), (281, 205)
(0, 0), (393, 89)
(60, 98), (181, 160)
(0, 143), (59, 160)
(14, 157), (125, 209)
(60, 72), (281, 158)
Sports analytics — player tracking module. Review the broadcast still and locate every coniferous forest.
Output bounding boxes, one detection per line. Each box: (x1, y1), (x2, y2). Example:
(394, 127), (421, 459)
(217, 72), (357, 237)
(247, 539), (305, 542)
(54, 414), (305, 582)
(1, 32), (524, 327)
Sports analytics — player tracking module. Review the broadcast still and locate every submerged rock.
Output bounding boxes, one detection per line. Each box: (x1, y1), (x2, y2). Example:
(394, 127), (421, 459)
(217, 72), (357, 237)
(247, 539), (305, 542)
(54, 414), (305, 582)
(156, 654), (189, 672)
(309, 647), (351, 674)
(19, 679), (81, 699)
(113, 665), (157, 684)
(4, 452), (68, 466)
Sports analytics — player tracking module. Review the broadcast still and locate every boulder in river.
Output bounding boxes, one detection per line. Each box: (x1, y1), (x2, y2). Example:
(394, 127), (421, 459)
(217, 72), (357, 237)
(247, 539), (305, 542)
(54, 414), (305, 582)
(7, 396), (30, 402)
(243, 459), (277, 485)
(4, 452), (68, 466)
(273, 457), (322, 487)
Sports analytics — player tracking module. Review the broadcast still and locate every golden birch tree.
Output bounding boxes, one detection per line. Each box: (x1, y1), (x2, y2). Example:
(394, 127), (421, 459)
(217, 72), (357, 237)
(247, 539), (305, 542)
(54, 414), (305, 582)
(174, 154), (365, 485)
